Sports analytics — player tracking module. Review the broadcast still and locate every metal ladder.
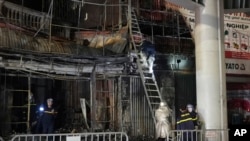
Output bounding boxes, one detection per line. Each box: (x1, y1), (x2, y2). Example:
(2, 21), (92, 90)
(129, 8), (143, 49)
(128, 8), (163, 125)
(5, 76), (33, 133)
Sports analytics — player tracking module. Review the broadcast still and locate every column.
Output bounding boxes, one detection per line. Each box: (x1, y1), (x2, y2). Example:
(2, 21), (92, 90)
(195, 0), (228, 140)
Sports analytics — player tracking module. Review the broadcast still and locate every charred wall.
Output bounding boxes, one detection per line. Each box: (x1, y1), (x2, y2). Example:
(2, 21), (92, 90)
(0, 71), (122, 136)
(0, 71), (92, 135)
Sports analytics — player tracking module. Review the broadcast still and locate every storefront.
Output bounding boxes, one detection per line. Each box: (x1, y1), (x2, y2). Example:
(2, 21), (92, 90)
(169, 1), (250, 134)
(224, 12), (250, 128)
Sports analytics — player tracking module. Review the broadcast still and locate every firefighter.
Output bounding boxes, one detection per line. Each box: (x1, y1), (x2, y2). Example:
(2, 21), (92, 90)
(186, 104), (198, 128)
(176, 104), (198, 141)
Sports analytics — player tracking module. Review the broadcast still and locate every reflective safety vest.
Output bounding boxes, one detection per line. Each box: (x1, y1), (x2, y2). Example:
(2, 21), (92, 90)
(176, 112), (196, 130)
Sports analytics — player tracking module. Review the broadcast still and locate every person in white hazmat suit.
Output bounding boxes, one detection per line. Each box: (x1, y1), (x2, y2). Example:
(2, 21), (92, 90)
(155, 102), (171, 141)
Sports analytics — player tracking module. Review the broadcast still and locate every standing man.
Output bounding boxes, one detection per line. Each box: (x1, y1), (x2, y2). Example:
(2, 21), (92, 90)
(155, 102), (171, 141)
(176, 104), (198, 141)
(186, 104), (198, 129)
(41, 98), (57, 134)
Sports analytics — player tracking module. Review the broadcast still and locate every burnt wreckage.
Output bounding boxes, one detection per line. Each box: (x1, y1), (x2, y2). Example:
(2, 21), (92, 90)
(0, 0), (195, 139)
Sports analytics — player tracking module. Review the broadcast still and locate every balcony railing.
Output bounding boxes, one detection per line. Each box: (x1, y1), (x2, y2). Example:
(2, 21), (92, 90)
(225, 0), (250, 9)
(1, 1), (51, 33)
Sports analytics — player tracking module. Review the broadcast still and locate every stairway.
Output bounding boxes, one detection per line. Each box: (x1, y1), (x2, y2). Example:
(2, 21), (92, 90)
(128, 8), (163, 125)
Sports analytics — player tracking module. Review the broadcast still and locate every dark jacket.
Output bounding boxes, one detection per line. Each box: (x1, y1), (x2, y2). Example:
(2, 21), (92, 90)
(189, 111), (198, 126)
(141, 40), (155, 59)
(176, 112), (195, 130)
(42, 107), (56, 125)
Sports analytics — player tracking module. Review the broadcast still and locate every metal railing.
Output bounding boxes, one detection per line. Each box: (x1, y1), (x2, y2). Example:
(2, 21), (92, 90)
(224, 0), (250, 9)
(167, 129), (229, 141)
(10, 132), (128, 141)
(2, 1), (51, 33)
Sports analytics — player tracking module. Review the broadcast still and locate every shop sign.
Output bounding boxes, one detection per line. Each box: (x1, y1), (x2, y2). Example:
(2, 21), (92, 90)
(225, 59), (250, 75)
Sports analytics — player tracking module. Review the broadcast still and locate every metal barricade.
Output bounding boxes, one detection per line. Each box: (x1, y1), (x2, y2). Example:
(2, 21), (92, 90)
(10, 132), (129, 141)
(167, 129), (229, 141)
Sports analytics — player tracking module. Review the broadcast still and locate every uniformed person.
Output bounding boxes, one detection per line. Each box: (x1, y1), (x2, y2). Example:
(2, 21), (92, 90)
(176, 104), (198, 141)
(41, 98), (57, 134)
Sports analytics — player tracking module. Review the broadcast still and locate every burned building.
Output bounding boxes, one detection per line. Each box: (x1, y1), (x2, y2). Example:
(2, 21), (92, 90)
(0, 0), (196, 139)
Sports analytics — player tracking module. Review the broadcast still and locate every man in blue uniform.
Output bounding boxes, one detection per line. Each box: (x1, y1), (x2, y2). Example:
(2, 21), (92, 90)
(176, 104), (198, 141)
(186, 104), (198, 128)
(41, 98), (57, 134)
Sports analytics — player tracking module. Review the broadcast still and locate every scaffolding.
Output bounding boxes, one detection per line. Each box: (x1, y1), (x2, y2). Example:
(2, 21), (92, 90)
(1, 73), (33, 134)
(0, 0), (193, 137)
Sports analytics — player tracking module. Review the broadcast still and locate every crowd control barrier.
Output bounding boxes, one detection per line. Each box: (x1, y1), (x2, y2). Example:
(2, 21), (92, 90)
(10, 132), (128, 141)
(167, 129), (229, 141)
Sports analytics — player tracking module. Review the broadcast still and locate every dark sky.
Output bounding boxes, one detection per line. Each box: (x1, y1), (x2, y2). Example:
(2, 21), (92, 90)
(7, 0), (44, 11)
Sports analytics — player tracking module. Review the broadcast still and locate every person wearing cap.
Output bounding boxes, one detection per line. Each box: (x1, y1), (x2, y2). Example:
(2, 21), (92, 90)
(41, 98), (57, 134)
(155, 102), (171, 141)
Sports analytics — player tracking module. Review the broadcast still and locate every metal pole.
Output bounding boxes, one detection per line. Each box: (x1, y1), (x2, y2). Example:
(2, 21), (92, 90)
(118, 76), (122, 131)
(128, 0), (132, 50)
(129, 77), (133, 135)
(27, 76), (31, 133)
(49, 0), (54, 52)
(90, 64), (96, 131)
(103, 0), (107, 30)
(177, 13), (180, 53)
(119, 0), (122, 29)
(77, 3), (82, 31)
